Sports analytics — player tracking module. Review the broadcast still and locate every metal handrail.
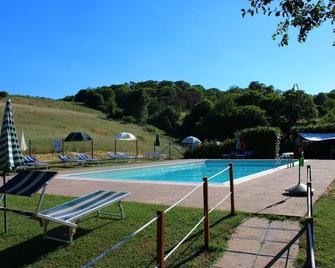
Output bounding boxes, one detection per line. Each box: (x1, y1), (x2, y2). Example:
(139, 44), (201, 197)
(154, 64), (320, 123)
(306, 165), (316, 268)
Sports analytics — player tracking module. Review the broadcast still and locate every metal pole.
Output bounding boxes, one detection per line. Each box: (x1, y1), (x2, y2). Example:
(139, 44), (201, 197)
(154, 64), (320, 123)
(91, 139), (94, 159)
(298, 162), (301, 184)
(3, 173), (7, 233)
(203, 177), (209, 251)
(169, 142), (172, 160)
(62, 139), (64, 155)
(229, 163), (235, 215)
(157, 210), (165, 268)
(306, 216), (312, 267)
(114, 140), (117, 154)
(29, 139), (32, 157)
(136, 140), (138, 157)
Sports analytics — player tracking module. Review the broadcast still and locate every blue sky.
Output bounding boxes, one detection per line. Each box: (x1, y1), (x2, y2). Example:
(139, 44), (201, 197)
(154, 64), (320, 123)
(0, 0), (334, 99)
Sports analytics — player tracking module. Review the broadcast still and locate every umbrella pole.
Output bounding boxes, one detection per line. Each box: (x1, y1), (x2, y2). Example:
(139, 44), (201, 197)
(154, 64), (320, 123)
(3, 173), (7, 233)
(114, 140), (117, 154)
(136, 140), (138, 157)
(62, 139), (64, 155)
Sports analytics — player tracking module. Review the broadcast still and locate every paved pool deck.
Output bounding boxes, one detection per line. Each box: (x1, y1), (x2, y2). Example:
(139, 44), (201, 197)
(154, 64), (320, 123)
(46, 159), (335, 217)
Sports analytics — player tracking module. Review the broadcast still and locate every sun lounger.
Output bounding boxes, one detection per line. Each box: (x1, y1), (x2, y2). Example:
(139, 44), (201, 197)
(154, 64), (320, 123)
(143, 152), (167, 159)
(107, 152), (135, 160)
(0, 170), (57, 229)
(76, 153), (100, 162)
(0, 170), (131, 245)
(38, 190), (130, 244)
(58, 155), (85, 165)
(23, 156), (49, 169)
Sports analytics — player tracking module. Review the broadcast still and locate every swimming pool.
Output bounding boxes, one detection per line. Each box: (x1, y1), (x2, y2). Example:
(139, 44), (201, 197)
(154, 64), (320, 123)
(65, 160), (288, 184)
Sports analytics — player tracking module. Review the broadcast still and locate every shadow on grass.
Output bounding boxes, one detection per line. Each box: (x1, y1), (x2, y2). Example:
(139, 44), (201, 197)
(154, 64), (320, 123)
(0, 215), (123, 267)
(0, 226), (90, 267)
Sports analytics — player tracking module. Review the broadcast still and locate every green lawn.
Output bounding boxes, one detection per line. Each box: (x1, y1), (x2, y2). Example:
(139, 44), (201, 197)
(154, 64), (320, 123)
(0, 194), (248, 267)
(295, 180), (335, 268)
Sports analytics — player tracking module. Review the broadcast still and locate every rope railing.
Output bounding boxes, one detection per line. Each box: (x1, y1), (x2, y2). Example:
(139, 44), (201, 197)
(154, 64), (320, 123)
(82, 163), (234, 268)
(163, 216), (206, 263)
(164, 182), (203, 214)
(156, 163), (235, 268)
(209, 192), (232, 214)
(207, 166), (230, 181)
(82, 215), (159, 268)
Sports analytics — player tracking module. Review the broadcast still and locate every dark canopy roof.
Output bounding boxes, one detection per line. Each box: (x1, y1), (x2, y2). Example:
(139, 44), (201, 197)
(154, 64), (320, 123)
(64, 132), (92, 142)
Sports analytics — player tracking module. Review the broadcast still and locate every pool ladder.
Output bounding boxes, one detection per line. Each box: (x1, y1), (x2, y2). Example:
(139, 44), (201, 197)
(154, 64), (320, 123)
(273, 152), (294, 168)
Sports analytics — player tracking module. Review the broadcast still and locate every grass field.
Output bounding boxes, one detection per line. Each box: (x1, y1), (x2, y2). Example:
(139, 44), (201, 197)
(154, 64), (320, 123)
(0, 193), (248, 267)
(0, 96), (182, 158)
(295, 179), (335, 268)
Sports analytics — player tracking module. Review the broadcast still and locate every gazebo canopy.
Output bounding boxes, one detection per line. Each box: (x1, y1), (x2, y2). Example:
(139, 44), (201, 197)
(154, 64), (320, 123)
(113, 132), (137, 141)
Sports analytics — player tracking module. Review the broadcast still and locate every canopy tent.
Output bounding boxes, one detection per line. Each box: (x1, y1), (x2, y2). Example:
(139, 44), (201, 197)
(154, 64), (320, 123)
(63, 132), (94, 157)
(0, 99), (25, 233)
(113, 132), (138, 156)
(299, 132), (335, 142)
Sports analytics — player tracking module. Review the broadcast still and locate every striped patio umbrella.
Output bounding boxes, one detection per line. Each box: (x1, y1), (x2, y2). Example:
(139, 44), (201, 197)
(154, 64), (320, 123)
(0, 99), (24, 233)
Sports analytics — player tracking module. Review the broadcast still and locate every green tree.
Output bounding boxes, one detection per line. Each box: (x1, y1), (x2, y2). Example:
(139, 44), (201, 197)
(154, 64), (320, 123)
(84, 91), (105, 110)
(149, 107), (180, 135)
(243, 0), (335, 46)
(124, 89), (149, 122)
(181, 99), (214, 137)
(282, 89), (318, 131)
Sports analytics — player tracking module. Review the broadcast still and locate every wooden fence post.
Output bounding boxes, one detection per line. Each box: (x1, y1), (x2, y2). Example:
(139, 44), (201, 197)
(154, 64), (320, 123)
(203, 177), (209, 251)
(157, 211), (165, 268)
(229, 163), (235, 215)
(29, 139), (32, 156)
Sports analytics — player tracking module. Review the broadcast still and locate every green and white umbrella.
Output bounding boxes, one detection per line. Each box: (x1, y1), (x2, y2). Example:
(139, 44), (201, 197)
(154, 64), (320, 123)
(0, 99), (24, 233)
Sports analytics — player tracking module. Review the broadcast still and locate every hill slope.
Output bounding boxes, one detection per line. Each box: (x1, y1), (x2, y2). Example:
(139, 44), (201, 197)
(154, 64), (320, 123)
(0, 96), (177, 155)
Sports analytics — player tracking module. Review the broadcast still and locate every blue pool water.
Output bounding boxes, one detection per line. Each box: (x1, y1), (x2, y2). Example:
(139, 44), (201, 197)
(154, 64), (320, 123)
(67, 160), (285, 184)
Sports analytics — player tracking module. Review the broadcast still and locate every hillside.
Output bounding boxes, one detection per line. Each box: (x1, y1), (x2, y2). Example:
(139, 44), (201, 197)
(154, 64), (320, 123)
(0, 96), (178, 156)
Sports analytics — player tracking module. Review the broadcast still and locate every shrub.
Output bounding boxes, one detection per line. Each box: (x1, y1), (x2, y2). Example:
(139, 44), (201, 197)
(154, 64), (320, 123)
(0, 91), (9, 98)
(184, 139), (235, 159)
(239, 126), (281, 158)
(122, 115), (136, 123)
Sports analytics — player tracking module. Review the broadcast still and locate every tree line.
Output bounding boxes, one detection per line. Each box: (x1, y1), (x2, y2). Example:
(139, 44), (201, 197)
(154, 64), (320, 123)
(63, 80), (335, 141)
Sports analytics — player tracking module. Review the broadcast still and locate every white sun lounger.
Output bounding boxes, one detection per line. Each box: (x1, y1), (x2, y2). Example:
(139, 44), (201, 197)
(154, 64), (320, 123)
(38, 190), (130, 244)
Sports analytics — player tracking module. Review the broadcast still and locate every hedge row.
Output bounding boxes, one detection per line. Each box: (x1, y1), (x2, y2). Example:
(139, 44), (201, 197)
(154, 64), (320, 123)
(239, 126), (281, 159)
(184, 126), (281, 159)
